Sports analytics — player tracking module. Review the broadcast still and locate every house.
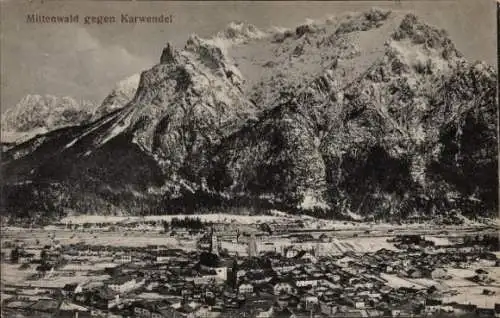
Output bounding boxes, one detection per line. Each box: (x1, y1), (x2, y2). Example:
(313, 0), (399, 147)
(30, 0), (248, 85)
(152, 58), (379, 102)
(285, 248), (300, 259)
(198, 257), (229, 282)
(476, 269), (490, 281)
(354, 300), (365, 309)
(29, 299), (60, 314)
(274, 282), (296, 295)
(273, 262), (296, 273)
(58, 301), (91, 318)
(106, 275), (145, 294)
(319, 234), (329, 242)
(236, 269), (247, 279)
(298, 251), (318, 264)
(335, 309), (369, 317)
(132, 301), (173, 318)
(304, 296), (318, 310)
(408, 268), (423, 279)
(213, 267), (228, 281)
(366, 309), (384, 317)
(256, 306), (274, 318)
(80, 288), (120, 310)
(326, 274), (342, 283)
(336, 256), (355, 268)
(476, 307), (495, 318)
(246, 271), (272, 285)
(431, 268), (450, 280)
(296, 279), (319, 288)
(384, 265), (395, 273)
(114, 254), (132, 264)
(391, 309), (412, 317)
(156, 249), (181, 263)
(19, 252), (35, 264)
(492, 304), (500, 318)
(238, 283), (254, 295)
(451, 303), (477, 313)
(320, 301), (338, 316)
(424, 305), (440, 314)
(62, 283), (79, 297)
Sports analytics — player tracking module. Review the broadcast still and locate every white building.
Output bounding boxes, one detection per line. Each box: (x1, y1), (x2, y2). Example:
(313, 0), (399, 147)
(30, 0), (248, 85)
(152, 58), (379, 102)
(285, 248), (300, 259)
(238, 283), (254, 294)
(107, 276), (145, 294)
(296, 279), (320, 288)
(114, 254), (131, 264)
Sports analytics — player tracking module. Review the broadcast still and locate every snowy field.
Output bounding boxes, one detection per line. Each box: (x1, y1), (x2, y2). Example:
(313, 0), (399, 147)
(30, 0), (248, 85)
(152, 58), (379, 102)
(26, 273), (110, 289)
(1, 263), (37, 285)
(56, 212), (496, 232)
(1, 261), (110, 288)
(380, 274), (427, 289)
(442, 286), (500, 308)
(59, 213), (291, 225)
(2, 229), (199, 249)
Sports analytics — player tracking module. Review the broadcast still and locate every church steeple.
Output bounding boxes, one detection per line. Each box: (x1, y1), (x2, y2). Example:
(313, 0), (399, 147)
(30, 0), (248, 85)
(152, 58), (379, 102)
(248, 233), (257, 257)
(210, 226), (219, 256)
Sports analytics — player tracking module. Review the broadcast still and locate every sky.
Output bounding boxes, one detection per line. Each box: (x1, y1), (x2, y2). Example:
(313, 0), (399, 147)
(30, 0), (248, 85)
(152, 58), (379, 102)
(0, 0), (497, 111)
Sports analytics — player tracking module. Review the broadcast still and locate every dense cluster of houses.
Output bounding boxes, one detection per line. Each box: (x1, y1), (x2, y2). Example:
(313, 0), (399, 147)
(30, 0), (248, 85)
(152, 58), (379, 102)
(2, 231), (500, 318)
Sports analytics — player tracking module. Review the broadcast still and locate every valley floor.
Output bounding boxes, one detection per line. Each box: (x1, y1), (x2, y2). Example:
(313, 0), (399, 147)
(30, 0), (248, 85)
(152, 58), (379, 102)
(1, 214), (498, 318)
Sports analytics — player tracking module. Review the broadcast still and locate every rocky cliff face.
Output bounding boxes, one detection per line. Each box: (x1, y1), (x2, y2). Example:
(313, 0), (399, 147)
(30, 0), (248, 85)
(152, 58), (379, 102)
(2, 9), (497, 222)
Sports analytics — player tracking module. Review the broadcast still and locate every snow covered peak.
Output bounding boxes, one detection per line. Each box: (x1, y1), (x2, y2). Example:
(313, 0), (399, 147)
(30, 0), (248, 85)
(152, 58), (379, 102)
(217, 21), (267, 44)
(1, 94), (96, 143)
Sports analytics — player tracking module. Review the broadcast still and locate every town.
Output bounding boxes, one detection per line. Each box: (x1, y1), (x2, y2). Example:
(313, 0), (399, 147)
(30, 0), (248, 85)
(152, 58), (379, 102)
(1, 214), (499, 318)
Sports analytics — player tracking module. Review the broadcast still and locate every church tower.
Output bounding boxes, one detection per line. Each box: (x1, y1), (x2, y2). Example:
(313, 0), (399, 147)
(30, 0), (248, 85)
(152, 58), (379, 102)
(210, 226), (220, 256)
(248, 233), (257, 257)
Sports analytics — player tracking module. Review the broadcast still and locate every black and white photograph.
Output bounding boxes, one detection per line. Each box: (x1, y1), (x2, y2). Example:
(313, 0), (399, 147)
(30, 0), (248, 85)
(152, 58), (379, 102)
(0, 0), (498, 317)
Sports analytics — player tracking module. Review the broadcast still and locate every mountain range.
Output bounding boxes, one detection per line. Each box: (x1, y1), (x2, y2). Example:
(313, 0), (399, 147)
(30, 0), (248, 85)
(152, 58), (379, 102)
(1, 95), (96, 145)
(2, 9), (497, 223)
(1, 73), (140, 146)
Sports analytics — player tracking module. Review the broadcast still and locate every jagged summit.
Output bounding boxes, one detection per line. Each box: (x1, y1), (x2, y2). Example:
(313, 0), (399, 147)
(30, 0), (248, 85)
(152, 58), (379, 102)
(392, 14), (461, 58)
(160, 42), (178, 64)
(2, 9), (497, 222)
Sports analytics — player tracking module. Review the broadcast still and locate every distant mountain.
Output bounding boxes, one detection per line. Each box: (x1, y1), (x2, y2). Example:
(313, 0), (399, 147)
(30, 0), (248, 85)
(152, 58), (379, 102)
(1, 94), (97, 144)
(92, 73), (141, 120)
(1, 73), (141, 146)
(2, 9), (497, 223)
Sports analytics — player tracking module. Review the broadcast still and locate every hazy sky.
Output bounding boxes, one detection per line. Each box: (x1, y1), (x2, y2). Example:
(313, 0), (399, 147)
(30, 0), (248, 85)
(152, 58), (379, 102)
(0, 0), (496, 111)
